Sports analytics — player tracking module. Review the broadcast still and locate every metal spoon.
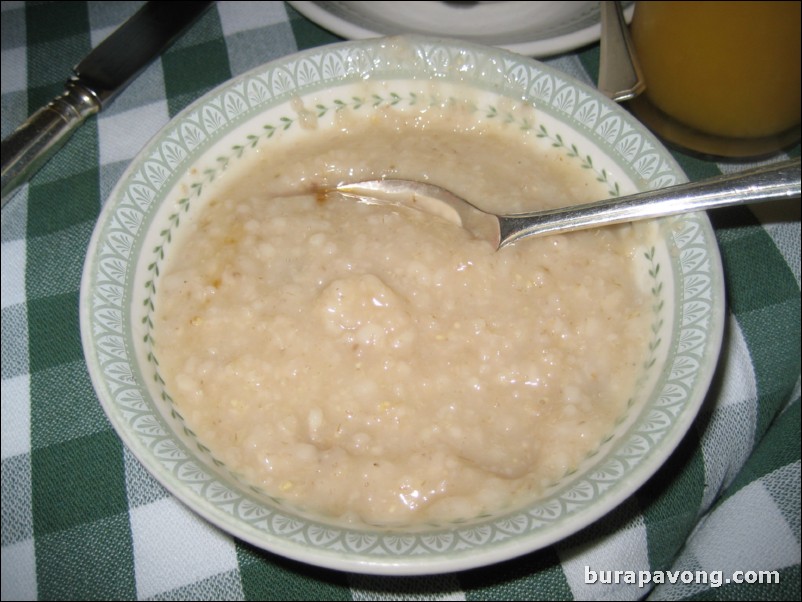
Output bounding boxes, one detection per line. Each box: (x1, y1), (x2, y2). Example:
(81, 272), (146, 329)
(335, 158), (800, 249)
(598, 1), (645, 102)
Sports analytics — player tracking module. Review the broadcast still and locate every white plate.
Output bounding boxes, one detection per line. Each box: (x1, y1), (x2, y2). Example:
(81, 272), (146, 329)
(81, 35), (724, 575)
(288, 1), (633, 57)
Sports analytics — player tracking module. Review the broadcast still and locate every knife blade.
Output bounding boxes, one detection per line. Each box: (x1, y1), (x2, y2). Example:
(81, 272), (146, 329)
(0, 1), (214, 205)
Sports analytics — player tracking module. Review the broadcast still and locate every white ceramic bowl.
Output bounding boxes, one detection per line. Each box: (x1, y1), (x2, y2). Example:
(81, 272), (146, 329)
(80, 36), (725, 575)
(287, 1), (635, 57)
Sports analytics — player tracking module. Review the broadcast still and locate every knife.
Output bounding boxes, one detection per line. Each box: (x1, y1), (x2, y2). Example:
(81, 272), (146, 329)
(0, 1), (214, 205)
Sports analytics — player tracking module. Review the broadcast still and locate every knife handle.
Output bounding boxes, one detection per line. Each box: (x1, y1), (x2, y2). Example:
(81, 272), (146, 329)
(1, 79), (100, 206)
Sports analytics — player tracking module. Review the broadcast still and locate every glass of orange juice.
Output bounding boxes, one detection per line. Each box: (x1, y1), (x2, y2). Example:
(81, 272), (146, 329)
(627, 1), (800, 158)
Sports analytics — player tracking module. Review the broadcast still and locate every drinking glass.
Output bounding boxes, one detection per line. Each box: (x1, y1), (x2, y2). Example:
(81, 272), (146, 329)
(627, 1), (801, 158)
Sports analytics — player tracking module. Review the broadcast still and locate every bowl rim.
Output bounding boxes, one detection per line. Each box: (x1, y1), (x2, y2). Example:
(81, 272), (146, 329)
(80, 34), (726, 575)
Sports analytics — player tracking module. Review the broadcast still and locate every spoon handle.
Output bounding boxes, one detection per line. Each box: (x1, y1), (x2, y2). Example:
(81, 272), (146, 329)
(498, 157), (801, 247)
(598, 1), (645, 102)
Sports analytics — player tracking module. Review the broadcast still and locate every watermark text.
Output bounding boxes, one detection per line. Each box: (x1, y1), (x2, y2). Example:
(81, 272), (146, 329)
(584, 566), (780, 589)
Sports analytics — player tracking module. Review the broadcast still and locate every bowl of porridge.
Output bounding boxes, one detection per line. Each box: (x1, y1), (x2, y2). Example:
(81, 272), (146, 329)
(80, 36), (725, 574)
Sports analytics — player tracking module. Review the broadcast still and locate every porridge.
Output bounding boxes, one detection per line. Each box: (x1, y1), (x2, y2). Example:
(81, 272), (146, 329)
(153, 97), (655, 526)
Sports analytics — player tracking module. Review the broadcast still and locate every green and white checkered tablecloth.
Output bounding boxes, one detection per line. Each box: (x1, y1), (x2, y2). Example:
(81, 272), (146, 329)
(2, 2), (799, 600)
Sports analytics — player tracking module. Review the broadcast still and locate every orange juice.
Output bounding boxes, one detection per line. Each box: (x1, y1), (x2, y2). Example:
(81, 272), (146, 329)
(630, 1), (801, 139)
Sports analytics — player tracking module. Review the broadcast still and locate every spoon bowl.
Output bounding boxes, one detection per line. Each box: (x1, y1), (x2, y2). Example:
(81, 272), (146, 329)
(337, 157), (800, 249)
